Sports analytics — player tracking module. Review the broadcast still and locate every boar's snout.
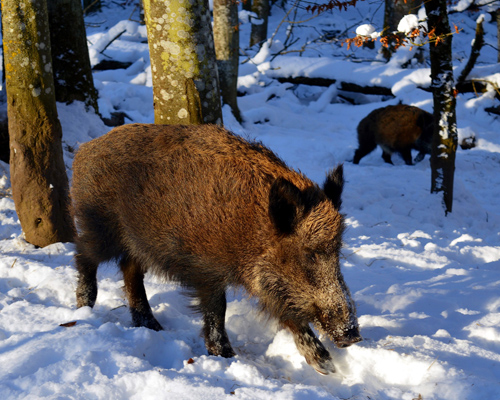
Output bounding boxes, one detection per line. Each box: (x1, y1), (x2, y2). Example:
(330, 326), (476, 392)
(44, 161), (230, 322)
(335, 327), (362, 348)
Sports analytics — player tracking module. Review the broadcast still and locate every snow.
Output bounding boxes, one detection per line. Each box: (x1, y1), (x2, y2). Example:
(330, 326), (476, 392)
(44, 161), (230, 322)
(1, 1), (500, 399)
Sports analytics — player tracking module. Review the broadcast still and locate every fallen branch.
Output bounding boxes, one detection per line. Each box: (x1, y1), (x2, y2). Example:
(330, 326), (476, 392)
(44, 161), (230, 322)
(276, 76), (394, 96)
(100, 29), (126, 54)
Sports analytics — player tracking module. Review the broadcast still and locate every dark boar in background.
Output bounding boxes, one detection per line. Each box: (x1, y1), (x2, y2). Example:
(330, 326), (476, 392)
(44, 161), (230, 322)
(353, 104), (434, 165)
(71, 124), (361, 375)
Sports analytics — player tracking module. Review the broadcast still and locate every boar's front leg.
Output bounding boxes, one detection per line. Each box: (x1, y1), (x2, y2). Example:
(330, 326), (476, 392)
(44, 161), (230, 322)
(76, 253), (99, 308)
(199, 290), (236, 358)
(283, 320), (336, 375)
(400, 148), (413, 165)
(121, 257), (163, 332)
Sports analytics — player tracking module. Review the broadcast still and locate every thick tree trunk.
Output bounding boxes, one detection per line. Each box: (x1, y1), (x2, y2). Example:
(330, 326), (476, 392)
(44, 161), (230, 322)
(382, 0), (423, 60)
(250, 0), (269, 47)
(2, 0), (74, 246)
(47, 0), (99, 112)
(143, 0), (222, 125)
(424, 0), (458, 215)
(213, 0), (242, 122)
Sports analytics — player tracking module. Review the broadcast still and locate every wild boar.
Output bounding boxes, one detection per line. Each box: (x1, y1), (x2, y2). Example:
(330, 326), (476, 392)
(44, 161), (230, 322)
(353, 104), (434, 165)
(71, 124), (361, 375)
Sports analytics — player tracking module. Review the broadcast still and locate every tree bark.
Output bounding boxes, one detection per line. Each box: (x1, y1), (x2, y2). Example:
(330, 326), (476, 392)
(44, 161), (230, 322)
(496, 9), (500, 63)
(250, 0), (269, 47)
(47, 0), (99, 112)
(213, 0), (242, 122)
(2, 0), (74, 246)
(382, 0), (423, 60)
(143, 0), (223, 125)
(457, 16), (484, 85)
(424, 0), (458, 215)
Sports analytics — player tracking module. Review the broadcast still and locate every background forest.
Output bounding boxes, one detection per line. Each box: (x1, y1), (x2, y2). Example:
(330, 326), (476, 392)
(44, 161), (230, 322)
(0, 0), (499, 399)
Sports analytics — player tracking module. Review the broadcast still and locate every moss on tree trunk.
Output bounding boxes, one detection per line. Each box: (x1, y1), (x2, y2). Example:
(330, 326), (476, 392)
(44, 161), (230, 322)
(143, 0), (222, 125)
(2, 0), (74, 246)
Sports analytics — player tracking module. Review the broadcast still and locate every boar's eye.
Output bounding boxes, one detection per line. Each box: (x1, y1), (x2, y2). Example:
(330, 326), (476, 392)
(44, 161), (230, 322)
(306, 250), (319, 263)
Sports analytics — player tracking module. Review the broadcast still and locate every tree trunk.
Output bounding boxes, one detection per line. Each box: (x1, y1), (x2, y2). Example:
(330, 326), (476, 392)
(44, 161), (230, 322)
(457, 16), (484, 85)
(213, 0), (242, 123)
(2, 0), (74, 246)
(382, 0), (423, 60)
(143, 0), (223, 125)
(47, 0), (99, 112)
(424, 0), (458, 215)
(497, 9), (500, 63)
(250, 0), (269, 47)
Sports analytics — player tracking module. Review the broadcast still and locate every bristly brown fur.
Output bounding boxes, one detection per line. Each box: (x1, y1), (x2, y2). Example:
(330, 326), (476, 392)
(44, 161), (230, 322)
(71, 124), (360, 375)
(353, 104), (434, 165)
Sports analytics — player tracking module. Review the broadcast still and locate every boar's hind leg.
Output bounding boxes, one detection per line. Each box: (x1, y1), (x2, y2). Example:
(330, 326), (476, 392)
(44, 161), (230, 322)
(121, 257), (163, 331)
(76, 253), (99, 308)
(284, 320), (336, 375)
(381, 150), (394, 165)
(353, 140), (377, 165)
(199, 290), (236, 358)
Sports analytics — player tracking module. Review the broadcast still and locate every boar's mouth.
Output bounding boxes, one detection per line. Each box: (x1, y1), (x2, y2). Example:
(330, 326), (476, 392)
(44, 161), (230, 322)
(333, 326), (362, 348)
(313, 308), (362, 348)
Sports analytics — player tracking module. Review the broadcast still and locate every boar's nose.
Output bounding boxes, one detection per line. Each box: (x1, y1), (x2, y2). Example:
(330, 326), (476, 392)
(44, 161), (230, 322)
(336, 327), (362, 348)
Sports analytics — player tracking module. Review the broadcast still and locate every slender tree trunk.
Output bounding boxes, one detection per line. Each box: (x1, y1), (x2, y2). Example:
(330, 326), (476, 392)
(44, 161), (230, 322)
(143, 0), (223, 125)
(47, 0), (99, 112)
(213, 0), (242, 123)
(457, 16), (484, 85)
(424, 0), (458, 215)
(2, 0), (74, 246)
(496, 9), (500, 63)
(250, 0), (269, 47)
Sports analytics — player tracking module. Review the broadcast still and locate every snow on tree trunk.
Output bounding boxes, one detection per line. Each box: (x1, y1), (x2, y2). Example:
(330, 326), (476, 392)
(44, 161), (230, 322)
(2, 0), (74, 247)
(382, 0), (423, 60)
(213, 0), (242, 122)
(424, 0), (458, 215)
(47, 0), (99, 112)
(143, 0), (222, 125)
(250, 0), (269, 47)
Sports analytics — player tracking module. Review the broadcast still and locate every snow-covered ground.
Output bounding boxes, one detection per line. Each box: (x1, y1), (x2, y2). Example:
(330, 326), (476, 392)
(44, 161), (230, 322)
(1, 1), (499, 399)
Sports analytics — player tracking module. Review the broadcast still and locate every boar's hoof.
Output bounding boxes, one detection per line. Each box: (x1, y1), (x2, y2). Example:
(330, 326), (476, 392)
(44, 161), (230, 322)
(207, 342), (236, 358)
(312, 355), (336, 375)
(131, 310), (164, 332)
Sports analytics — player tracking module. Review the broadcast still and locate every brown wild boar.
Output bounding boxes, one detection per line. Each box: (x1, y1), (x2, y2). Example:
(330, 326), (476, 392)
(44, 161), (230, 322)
(353, 104), (434, 165)
(71, 124), (361, 375)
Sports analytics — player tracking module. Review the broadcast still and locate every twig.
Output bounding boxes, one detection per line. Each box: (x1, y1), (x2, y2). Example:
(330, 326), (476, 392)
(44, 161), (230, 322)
(83, 0), (101, 15)
(100, 30), (127, 54)
(427, 356), (439, 371)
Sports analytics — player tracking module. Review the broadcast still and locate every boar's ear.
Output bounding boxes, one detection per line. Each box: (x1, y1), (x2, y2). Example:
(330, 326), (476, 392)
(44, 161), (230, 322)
(323, 164), (344, 210)
(269, 177), (303, 235)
